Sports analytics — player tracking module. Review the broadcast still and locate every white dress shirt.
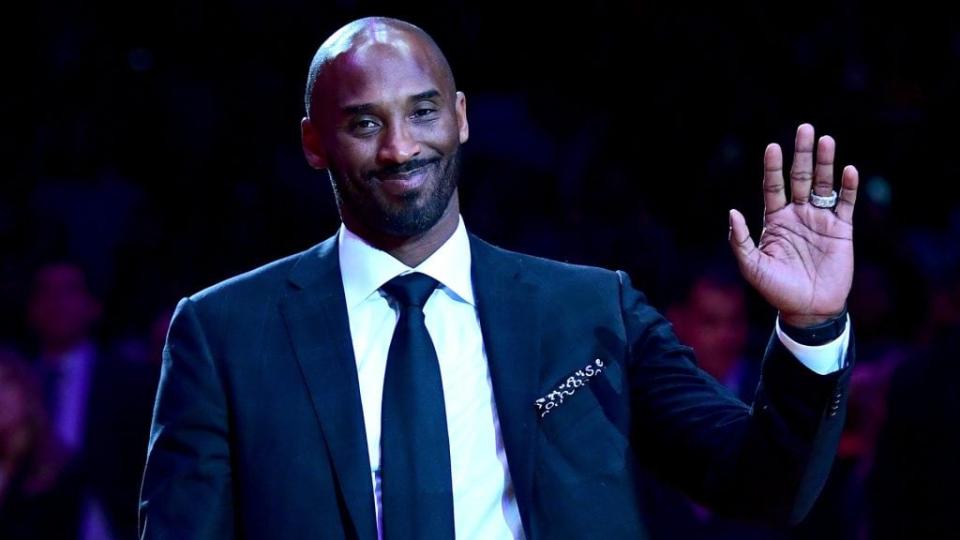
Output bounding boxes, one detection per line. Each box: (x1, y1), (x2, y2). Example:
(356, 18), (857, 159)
(339, 217), (524, 539)
(776, 316), (851, 374)
(337, 216), (849, 539)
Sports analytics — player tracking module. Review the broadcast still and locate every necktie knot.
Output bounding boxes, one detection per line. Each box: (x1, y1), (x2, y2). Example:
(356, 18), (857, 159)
(381, 273), (439, 309)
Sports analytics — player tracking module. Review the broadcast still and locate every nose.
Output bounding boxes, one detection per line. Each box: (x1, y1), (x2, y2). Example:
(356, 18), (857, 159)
(376, 122), (421, 165)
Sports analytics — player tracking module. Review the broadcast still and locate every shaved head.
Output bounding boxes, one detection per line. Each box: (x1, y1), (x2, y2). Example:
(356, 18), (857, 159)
(304, 17), (456, 123)
(298, 16), (469, 252)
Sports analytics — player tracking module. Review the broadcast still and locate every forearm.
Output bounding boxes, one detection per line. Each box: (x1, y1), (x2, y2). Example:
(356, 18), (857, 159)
(620, 271), (851, 523)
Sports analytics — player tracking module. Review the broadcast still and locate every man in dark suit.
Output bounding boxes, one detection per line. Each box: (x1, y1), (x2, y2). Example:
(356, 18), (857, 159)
(139, 17), (859, 539)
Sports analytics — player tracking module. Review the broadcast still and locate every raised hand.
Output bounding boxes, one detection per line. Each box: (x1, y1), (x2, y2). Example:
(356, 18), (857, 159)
(728, 123), (859, 328)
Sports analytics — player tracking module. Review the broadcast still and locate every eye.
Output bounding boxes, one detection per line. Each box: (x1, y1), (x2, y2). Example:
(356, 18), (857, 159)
(412, 107), (438, 121)
(350, 118), (381, 135)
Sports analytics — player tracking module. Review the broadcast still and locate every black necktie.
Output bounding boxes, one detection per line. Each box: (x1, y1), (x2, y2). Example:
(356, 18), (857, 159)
(380, 273), (455, 540)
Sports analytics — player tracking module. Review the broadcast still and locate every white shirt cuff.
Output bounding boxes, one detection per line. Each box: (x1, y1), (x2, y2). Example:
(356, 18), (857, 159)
(775, 315), (851, 375)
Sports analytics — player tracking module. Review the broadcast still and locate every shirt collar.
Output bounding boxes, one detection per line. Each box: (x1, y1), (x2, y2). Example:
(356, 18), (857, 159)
(338, 216), (475, 310)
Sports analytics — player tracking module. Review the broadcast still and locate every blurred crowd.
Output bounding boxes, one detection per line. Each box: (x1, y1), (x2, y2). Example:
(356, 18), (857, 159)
(2, 0), (959, 538)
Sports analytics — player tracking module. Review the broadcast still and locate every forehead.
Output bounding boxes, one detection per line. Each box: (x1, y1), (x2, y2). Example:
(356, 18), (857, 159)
(323, 36), (447, 108)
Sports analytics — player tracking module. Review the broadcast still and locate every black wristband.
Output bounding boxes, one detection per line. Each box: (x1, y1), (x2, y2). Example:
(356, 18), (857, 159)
(780, 306), (849, 346)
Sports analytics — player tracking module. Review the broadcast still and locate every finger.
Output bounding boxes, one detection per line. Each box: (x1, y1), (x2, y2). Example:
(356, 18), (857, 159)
(728, 208), (757, 273)
(813, 135), (836, 197)
(763, 143), (787, 214)
(835, 165), (859, 224)
(790, 123), (816, 204)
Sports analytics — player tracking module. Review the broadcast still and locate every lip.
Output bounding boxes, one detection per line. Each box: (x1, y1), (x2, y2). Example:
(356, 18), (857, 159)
(376, 166), (429, 196)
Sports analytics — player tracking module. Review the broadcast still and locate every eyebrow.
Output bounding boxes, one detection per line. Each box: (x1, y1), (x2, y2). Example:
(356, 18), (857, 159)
(410, 89), (441, 102)
(341, 89), (442, 116)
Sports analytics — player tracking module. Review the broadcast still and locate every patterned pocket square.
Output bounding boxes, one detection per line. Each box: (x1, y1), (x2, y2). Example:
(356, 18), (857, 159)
(534, 358), (605, 419)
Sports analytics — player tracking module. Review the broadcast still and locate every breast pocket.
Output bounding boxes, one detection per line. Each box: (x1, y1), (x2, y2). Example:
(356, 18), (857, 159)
(535, 360), (630, 479)
(538, 384), (604, 443)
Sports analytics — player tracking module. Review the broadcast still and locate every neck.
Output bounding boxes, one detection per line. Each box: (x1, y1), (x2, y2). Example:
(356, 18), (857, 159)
(344, 193), (460, 268)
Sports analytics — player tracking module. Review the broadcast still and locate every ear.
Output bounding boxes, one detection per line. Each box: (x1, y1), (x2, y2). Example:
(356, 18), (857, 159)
(455, 91), (469, 144)
(301, 117), (328, 169)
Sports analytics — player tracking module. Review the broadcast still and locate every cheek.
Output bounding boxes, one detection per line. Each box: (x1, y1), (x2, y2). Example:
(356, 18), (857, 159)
(425, 119), (461, 151)
(329, 142), (377, 178)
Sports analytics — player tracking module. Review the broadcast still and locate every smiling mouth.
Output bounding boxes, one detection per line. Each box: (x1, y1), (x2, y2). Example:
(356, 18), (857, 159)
(376, 165), (431, 196)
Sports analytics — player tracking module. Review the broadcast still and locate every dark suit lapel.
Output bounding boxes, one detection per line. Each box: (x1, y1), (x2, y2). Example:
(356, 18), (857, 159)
(470, 235), (542, 535)
(280, 235), (377, 540)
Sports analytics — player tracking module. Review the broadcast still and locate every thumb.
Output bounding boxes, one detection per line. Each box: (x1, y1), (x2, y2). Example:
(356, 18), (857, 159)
(728, 209), (757, 269)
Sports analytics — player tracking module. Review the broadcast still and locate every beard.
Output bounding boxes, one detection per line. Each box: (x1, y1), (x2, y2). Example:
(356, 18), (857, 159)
(329, 146), (461, 238)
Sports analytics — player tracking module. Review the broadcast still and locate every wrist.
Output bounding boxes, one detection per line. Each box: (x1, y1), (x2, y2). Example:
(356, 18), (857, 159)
(780, 314), (832, 327)
(779, 306), (849, 346)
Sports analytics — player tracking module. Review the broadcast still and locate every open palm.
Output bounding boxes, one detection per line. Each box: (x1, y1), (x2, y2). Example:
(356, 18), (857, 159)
(729, 124), (859, 328)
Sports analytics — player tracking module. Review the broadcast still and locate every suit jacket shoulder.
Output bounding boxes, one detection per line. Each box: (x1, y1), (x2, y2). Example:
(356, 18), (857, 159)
(189, 237), (333, 306)
(470, 234), (619, 283)
(468, 235), (633, 314)
(180, 236), (338, 346)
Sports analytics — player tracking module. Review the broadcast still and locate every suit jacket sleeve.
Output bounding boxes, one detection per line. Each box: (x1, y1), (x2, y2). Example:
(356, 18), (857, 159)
(618, 271), (852, 525)
(139, 297), (235, 539)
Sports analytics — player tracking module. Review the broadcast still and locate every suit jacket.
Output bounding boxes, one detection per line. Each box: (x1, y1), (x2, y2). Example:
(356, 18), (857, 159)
(139, 233), (853, 540)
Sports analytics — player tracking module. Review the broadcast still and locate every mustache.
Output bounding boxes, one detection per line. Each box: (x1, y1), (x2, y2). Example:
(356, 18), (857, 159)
(368, 157), (441, 180)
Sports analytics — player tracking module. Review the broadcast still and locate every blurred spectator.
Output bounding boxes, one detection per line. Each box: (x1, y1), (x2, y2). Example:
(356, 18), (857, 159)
(867, 314), (960, 539)
(665, 261), (757, 401)
(27, 261), (155, 540)
(0, 347), (83, 539)
(28, 262), (103, 454)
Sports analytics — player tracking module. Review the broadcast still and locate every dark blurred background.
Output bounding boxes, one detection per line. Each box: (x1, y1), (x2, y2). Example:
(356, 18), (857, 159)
(1, 1), (958, 538)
